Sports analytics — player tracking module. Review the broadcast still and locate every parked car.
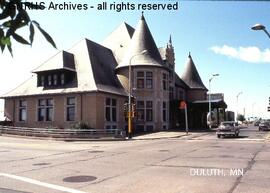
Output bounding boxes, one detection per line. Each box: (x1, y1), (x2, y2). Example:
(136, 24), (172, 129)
(216, 121), (240, 138)
(258, 121), (270, 131)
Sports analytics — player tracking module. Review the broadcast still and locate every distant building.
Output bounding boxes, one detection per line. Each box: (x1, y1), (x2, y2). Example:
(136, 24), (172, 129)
(1, 14), (227, 131)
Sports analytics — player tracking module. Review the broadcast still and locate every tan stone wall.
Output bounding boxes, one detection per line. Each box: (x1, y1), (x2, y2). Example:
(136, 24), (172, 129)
(4, 92), (127, 130)
(116, 66), (170, 131)
(95, 93), (127, 130)
(4, 98), (15, 122)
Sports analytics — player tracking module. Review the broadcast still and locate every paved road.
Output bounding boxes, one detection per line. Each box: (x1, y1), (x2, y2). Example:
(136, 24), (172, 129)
(0, 125), (269, 193)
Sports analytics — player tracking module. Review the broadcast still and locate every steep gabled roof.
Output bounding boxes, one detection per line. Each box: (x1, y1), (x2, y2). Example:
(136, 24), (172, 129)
(174, 72), (189, 89)
(102, 22), (134, 64)
(32, 51), (75, 73)
(117, 14), (164, 69)
(2, 39), (128, 98)
(181, 53), (207, 90)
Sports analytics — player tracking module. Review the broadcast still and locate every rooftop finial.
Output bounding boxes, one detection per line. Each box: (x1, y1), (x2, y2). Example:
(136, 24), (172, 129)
(169, 34), (172, 44)
(141, 11), (145, 20)
(189, 52), (191, 57)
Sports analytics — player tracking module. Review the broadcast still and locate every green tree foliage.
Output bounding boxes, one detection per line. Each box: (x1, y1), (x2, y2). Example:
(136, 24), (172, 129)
(0, 0), (56, 56)
(237, 114), (245, 122)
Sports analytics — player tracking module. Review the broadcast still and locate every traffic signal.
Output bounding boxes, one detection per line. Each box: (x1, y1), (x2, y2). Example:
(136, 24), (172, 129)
(124, 103), (128, 117)
(269, 97), (270, 105)
(268, 106), (270, 112)
(132, 103), (136, 117)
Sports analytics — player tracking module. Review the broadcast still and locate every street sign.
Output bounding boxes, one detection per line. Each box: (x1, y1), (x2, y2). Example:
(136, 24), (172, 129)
(179, 101), (186, 109)
(178, 100), (189, 135)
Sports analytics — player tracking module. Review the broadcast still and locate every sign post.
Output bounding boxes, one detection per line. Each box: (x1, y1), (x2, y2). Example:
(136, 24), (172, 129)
(179, 101), (189, 135)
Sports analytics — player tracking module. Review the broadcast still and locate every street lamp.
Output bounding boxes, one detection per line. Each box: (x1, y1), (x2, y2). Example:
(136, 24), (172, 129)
(252, 102), (256, 119)
(128, 50), (148, 139)
(236, 91), (243, 122)
(251, 23), (270, 39)
(208, 73), (219, 129)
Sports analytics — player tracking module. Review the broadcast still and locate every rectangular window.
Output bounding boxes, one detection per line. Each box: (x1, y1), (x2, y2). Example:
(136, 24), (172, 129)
(47, 75), (52, 86)
(137, 71), (153, 89)
(38, 75), (45, 87)
(137, 101), (145, 121)
(60, 73), (65, 85)
(66, 97), (75, 121)
(146, 101), (153, 121)
(19, 100), (27, 121)
(137, 100), (153, 122)
(146, 72), (153, 89)
(38, 99), (53, 121)
(163, 102), (167, 122)
(169, 87), (173, 100)
(105, 98), (117, 122)
(163, 73), (168, 90)
(137, 71), (144, 89)
(53, 74), (58, 86)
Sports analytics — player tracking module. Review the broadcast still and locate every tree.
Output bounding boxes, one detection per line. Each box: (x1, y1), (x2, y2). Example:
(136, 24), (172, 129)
(237, 114), (245, 122)
(0, 0), (56, 56)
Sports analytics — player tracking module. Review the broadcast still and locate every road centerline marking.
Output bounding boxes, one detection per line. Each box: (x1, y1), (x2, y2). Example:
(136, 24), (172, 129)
(0, 173), (87, 193)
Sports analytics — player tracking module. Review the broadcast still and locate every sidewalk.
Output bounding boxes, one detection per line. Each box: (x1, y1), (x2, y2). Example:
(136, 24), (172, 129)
(132, 131), (210, 140)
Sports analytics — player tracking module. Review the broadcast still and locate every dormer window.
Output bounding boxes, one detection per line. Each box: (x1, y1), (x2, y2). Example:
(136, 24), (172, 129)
(60, 73), (65, 85)
(40, 75), (45, 86)
(53, 74), (58, 86)
(48, 75), (52, 86)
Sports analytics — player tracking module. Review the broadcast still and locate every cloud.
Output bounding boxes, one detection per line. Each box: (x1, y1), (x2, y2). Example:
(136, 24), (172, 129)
(210, 45), (270, 63)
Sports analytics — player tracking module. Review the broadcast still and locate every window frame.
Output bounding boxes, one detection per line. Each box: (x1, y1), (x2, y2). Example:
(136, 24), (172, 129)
(105, 98), (117, 123)
(66, 97), (76, 122)
(37, 98), (54, 122)
(136, 71), (153, 89)
(136, 100), (153, 122)
(19, 100), (27, 122)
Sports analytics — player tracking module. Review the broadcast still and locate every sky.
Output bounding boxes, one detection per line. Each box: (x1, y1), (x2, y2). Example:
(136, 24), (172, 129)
(1, 0), (270, 120)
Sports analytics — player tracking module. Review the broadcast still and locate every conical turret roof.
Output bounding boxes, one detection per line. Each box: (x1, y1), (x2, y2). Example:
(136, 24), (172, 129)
(181, 53), (207, 90)
(116, 13), (164, 69)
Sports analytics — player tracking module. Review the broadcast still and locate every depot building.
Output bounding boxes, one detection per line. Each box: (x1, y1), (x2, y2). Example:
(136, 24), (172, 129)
(1, 14), (227, 132)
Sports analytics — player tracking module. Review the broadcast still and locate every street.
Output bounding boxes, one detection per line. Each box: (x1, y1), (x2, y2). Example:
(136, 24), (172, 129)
(0, 125), (270, 193)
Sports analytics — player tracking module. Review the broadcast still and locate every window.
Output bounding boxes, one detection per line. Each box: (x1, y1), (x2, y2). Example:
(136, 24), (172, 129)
(60, 73), (65, 85)
(163, 73), (168, 90)
(169, 87), (174, 100)
(105, 98), (117, 122)
(38, 99), (53, 121)
(47, 75), (52, 86)
(163, 102), (167, 122)
(137, 71), (144, 89)
(136, 71), (153, 89)
(19, 100), (27, 121)
(146, 72), (153, 89)
(137, 101), (145, 121)
(136, 100), (153, 122)
(53, 74), (58, 86)
(39, 75), (45, 87)
(66, 97), (75, 121)
(146, 101), (153, 121)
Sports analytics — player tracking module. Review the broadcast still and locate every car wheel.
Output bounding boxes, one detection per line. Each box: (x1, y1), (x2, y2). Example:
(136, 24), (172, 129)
(217, 134), (221, 138)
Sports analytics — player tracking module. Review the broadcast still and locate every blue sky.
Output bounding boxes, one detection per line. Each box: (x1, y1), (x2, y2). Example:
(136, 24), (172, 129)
(1, 0), (270, 119)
